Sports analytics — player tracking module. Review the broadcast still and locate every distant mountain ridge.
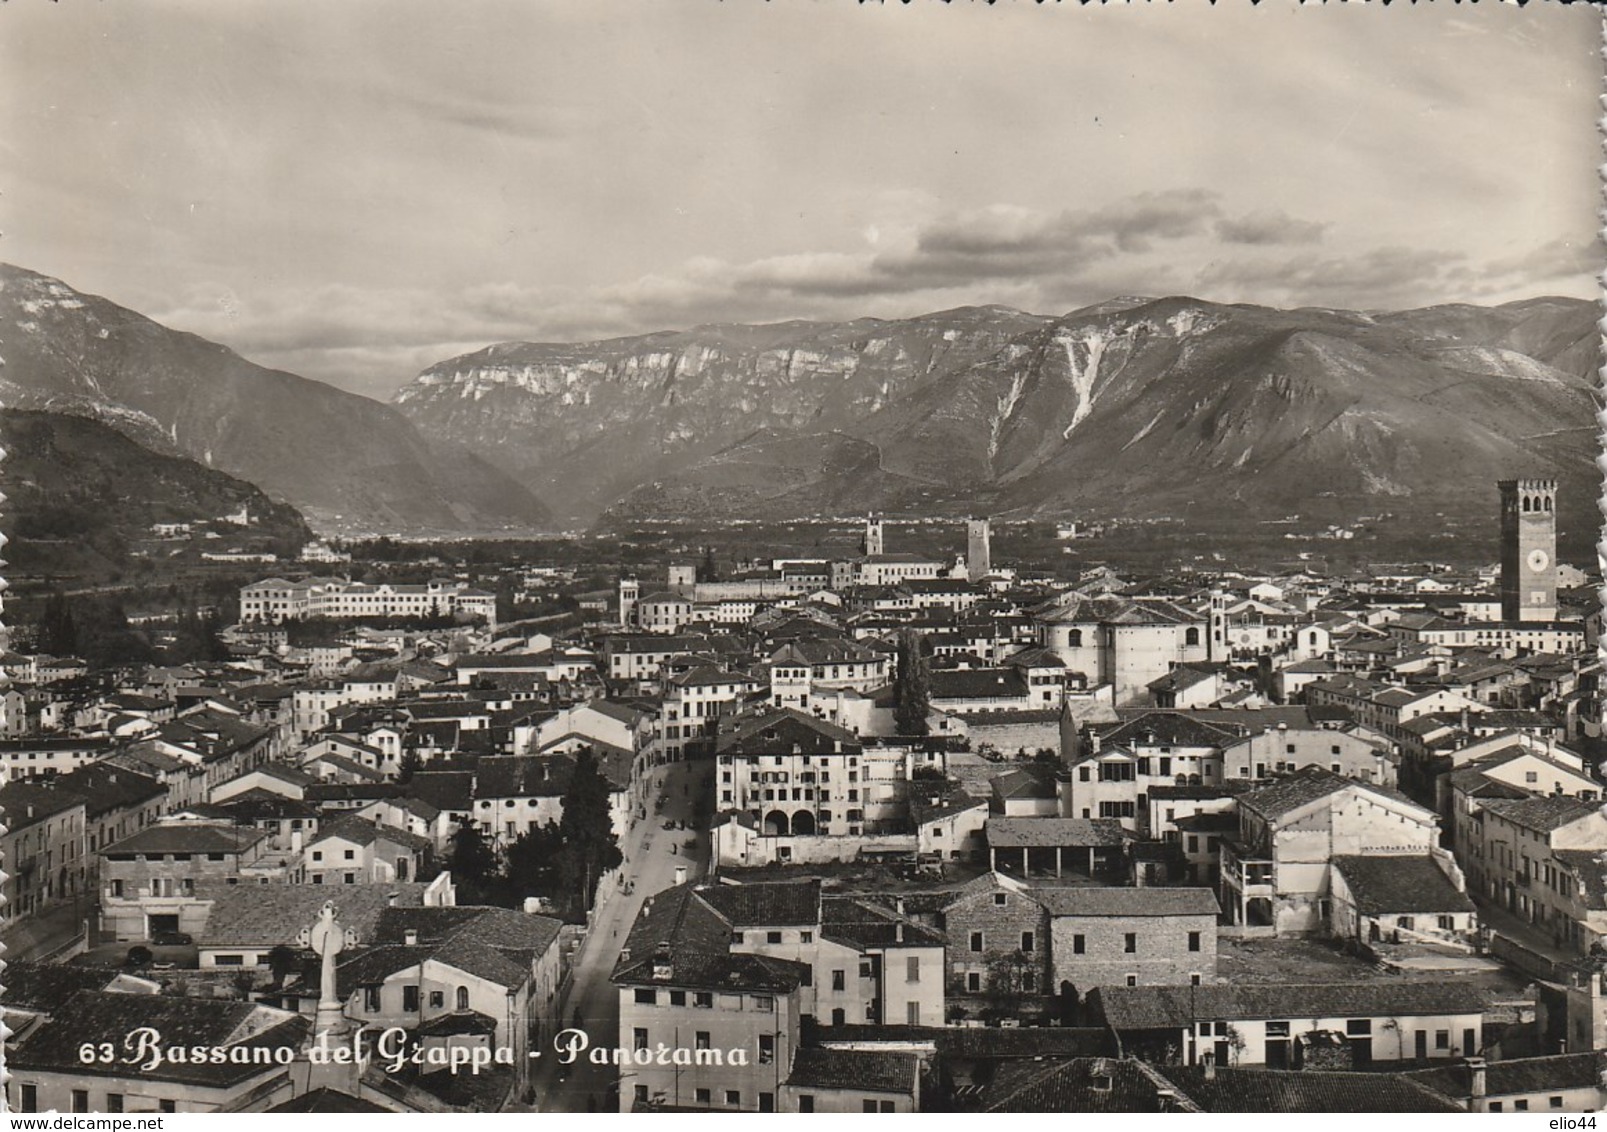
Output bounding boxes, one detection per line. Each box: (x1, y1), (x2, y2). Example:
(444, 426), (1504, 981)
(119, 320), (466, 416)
(0, 264), (551, 533)
(393, 293), (1601, 529)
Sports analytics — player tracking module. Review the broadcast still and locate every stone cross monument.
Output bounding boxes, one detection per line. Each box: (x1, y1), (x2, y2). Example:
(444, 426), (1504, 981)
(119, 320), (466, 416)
(308, 900), (348, 1037)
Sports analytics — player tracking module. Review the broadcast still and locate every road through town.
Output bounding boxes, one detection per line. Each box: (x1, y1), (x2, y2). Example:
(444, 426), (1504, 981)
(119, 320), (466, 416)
(529, 756), (714, 1112)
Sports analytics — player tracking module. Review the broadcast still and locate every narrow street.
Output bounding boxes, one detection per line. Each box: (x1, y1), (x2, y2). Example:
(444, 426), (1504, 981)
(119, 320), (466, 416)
(3, 897), (90, 963)
(530, 756), (714, 1112)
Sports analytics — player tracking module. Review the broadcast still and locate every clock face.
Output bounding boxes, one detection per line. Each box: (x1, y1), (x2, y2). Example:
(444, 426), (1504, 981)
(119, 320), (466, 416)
(1527, 548), (1550, 573)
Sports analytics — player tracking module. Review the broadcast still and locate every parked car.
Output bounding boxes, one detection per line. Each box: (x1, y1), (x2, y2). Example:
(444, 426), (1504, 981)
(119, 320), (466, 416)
(152, 931), (192, 946)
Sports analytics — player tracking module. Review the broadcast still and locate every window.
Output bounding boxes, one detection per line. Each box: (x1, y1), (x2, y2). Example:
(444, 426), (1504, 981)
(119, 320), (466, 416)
(1079, 767), (1090, 782)
(967, 972), (982, 992)
(403, 985), (420, 1012)
(19, 1085), (37, 1113)
(430, 990), (446, 1009)
(1437, 914), (1455, 931)
(731, 931), (745, 944)
(832, 969), (846, 991)
(1345, 1019), (1371, 1036)
(970, 932), (984, 953)
(1435, 1030), (1449, 1050)
(72, 1090), (89, 1113)
(695, 1031), (711, 1050)
(758, 1034), (775, 1064)
(1551, 1097), (1565, 1109)
(634, 1086), (649, 1105)
(907, 956), (921, 983)
(1490, 1103), (1504, 1113)
(1124, 933), (1137, 953)
(907, 1001), (921, 1025)
(863, 1101), (879, 1113)
(1126, 974), (1138, 987)
(160, 1100), (176, 1114)
(725, 1091), (740, 1107)
(753, 995), (774, 1011)
(1023, 972), (1037, 992)
(799, 1096), (815, 1113)
(634, 1028), (649, 1051)
(635, 988), (657, 1004)
(1021, 931), (1035, 953)
(1191, 973), (1202, 986)
(364, 986), (381, 1012)
(695, 992), (713, 1008)
(1515, 1100), (1529, 1112)
(767, 930), (783, 944)
(1526, 771), (1539, 784)
(994, 893), (1008, 907)
(800, 931), (812, 943)
(695, 1088), (711, 1105)
(1073, 934), (1085, 954)
(1188, 931), (1201, 952)
(313, 850), (324, 861)
(106, 1095), (124, 1113)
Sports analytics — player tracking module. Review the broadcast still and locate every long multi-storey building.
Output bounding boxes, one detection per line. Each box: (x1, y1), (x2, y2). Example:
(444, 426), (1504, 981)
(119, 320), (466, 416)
(239, 577), (497, 626)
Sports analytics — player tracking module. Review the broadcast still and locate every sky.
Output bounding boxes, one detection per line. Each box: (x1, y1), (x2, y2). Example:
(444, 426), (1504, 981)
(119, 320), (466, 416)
(5, 1), (1601, 402)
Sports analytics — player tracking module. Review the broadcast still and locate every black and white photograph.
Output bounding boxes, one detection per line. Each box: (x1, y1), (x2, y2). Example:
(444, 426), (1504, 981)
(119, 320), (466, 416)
(0, 0), (1603, 1117)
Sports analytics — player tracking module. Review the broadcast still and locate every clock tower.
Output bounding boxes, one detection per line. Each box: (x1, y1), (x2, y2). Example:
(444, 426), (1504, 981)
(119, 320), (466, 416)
(1499, 478), (1557, 623)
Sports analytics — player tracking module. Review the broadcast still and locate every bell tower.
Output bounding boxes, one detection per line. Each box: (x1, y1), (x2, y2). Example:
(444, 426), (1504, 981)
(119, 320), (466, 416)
(864, 515), (884, 557)
(1499, 479), (1557, 623)
(966, 518), (992, 583)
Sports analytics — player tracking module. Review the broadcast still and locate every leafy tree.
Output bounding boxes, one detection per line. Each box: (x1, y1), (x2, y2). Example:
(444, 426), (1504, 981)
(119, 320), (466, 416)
(396, 748), (423, 785)
(556, 749), (624, 912)
(446, 819), (503, 904)
(267, 944), (301, 989)
(504, 822), (566, 904)
(1058, 981), (1082, 1026)
(125, 945), (153, 969)
(38, 590), (78, 656)
(894, 630), (931, 737)
(983, 949), (1036, 1021)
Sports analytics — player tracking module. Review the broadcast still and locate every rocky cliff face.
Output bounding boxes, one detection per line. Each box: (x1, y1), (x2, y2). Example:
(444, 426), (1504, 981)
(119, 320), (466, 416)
(393, 307), (1052, 519)
(0, 264), (551, 532)
(395, 294), (1601, 530)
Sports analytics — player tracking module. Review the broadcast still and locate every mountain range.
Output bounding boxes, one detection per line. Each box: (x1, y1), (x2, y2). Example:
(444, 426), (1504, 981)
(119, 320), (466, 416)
(0, 264), (549, 533)
(2, 263), (1598, 542)
(394, 293), (1601, 530)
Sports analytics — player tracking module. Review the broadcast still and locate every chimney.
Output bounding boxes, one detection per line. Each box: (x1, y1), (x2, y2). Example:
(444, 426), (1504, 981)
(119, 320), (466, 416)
(1155, 1089), (1178, 1112)
(896, 923), (904, 943)
(404, 929), (419, 946)
(387, 891), (400, 907)
(1202, 1051), (1216, 1080)
(1467, 1056), (1487, 1100)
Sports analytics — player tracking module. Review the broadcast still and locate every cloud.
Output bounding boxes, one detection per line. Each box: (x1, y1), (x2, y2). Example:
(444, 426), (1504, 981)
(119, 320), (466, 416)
(1198, 246), (1469, 309)
(142, 192), (1595, 401)
(1215, 210), (1328, 246)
